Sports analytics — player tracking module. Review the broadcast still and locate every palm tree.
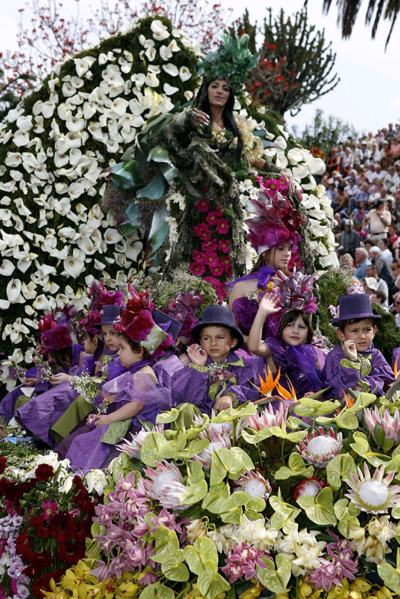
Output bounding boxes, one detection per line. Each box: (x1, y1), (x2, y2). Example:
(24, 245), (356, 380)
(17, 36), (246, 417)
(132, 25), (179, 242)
(322, 0), (400, 49)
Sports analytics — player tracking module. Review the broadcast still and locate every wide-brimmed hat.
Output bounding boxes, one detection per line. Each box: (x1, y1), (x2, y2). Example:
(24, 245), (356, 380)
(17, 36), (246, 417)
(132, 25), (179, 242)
(191, 305), (244, 349)
(331, 294), (381, 324)
(362, 277), (378, 291)
(94, 304), (122, 328)
(152, 309), (182, 342)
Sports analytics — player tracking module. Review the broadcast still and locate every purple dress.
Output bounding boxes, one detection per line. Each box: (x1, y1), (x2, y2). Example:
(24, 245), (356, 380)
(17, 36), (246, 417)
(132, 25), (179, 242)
(322, 343), (394, 399)
(153, 352), (185, 389)
(265, 338), (326, 398)
(228, 266), (279, 338)
(0, 366), (38, 422)
(16, 348), (94, 446)
(61, 364), (172, 473)
(171, 350), (262, 415)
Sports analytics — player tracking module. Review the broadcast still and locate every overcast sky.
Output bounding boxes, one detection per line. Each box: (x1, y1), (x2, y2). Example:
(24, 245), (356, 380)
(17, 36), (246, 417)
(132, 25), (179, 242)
(1, 0), (399, 136)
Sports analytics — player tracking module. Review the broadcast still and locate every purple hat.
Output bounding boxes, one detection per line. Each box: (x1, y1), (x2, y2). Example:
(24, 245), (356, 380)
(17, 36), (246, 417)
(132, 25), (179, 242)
(94, 304), (122, 328)
(152, 309), (182, 342)
(331, 294), (381, 325)
(191, 305), (243, 349)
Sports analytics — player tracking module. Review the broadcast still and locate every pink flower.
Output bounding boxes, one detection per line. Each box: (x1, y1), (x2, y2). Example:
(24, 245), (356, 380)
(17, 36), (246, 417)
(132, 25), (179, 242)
(204, 253), (219, 268)
(193, 222), (212, 241)
(210, 264), (224, 278)
(201, 239), (218, 252)
(218, 239), (230, 254)
(221, 543), (268, 583)
(192, 250), (205, 264)
(42, 500), (58, 521)
(216, 219), (230, 235)
(206, 211), (220, 227)
(190, 262), (205, 276)
(195, 199), (210, 212)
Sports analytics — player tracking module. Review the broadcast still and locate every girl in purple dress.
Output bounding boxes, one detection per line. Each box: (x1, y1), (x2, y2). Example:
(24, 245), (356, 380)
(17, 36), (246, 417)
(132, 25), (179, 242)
(171, 305), (262, 415)
(57, 286), (173, 473)
(228, 177), (305, 341)
(247, 271), (325, 399)
(323, 294), (394, 400)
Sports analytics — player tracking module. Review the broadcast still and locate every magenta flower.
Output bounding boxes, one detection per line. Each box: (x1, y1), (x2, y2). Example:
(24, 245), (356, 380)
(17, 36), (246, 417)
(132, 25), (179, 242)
(216, 219), (230, 235)
(206, 211), (220, 227)
(42, 500), (57, 521)
(190, 262), (206, 276)
(308, 559), (344, 591)
(219, 239), (230, 253)
(195, 198), (210, 212)
(204, 253), (219, 268)
(210, 264), (224, 278)
(201, 239), (218, 253)
(221, 543), (268, 583)
(193, 222), (212, 240)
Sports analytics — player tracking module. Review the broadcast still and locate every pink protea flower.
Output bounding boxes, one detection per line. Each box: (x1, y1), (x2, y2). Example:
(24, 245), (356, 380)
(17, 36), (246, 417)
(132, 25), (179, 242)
(345, 463), (400, 514)
(193, 427), (232, 469)
(293, 477), (327, 502)
(246, 403), (286, 430)
(364, 407), (400, 447)
(233, 470), (271, 500)
(297, 427), (343, 468)
(117, 424), (164, 459)
(143, 461), (188, 510)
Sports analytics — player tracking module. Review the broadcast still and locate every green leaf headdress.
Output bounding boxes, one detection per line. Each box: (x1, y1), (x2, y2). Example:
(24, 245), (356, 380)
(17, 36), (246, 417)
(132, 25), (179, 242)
(197, 33), (260, 92)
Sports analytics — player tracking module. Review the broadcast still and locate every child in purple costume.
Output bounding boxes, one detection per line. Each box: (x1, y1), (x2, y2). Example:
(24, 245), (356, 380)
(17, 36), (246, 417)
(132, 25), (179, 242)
(323, 294), (394, 400)
(171, 305), (261, 415)
(248, 291), (325, 400)
(152, 309), (185, 389)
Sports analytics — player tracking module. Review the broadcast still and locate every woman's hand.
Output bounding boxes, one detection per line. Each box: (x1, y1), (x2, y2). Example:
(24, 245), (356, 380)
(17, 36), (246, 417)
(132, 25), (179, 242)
(258, 292), (281, 316)
(343, 340), (357, 361)
(193, 109), (210, 127)
(187, 344), (208, 367)
(214, 395), (233, 412)
(50, 373), (72, 385)
(24, 378), (37, 387)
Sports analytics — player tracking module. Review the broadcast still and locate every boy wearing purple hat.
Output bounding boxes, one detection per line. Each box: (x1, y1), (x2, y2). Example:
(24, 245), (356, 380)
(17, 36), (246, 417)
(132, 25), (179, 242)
(171, 305), (261, 414)
(322, 294), (394, 399)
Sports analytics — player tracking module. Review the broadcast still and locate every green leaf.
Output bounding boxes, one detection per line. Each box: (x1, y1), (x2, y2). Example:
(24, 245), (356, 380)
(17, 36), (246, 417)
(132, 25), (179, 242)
(246, 497), (266, 512)
(230, 447), (254, 471)
(139, 583), (175, 599)
(197, 564), (231, 599)
(220, 491), (249, 525)
(210, 448), (245, 486)
(156, 408), (180, 424)
(140, 432), (168, 466)
(119, 201), (143, 237)
(256, 555), (292, 594)
(210, 402), (256, 423)
(111, 159), (143, 190)
(152, 526), (180, 563)
(161, 550), (189, 582)
(143, 205), (169, 262)
(184, 537), (218, 576)
(374, 422), (385, 446)
(326, 454), (357, 491)
(159, 161), (178, 183)
(335, 410), (359, 430)
(269, 490), (301, 534)
(147, 145), (173, 164)
(378, 549), (400, 594)
(297, 487), (337, 525)
(293, 397), (340, 417)
(136, 171), (167, 200)
(202, 482), (230, 513)
(158, 430), (187, 460)
(176, 439), (210, 460)
(334, 498), (360, 537)
(180, 479), (208, 505)
(275, 452), (314, 480)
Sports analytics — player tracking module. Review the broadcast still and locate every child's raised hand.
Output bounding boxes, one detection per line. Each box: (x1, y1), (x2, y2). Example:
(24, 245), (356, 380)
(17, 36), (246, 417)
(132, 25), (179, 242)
(187, 344), (208, 367)
(259, 292), (281, 315)
(214, 395), (233, 412)
(343, 340), (358, 361)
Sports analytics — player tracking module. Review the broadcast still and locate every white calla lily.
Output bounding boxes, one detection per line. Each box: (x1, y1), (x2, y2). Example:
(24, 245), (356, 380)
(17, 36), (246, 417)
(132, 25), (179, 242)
(164, 83), (179, 96)
(0, 259), (15, 276)
(7, 279), (22, 302)
(5, 152), (22, 167)
(13, 131), (30, 147)
(163, 63), (179, 77)
(16, 115), (33, 132)
(179, 67), (192, 81)
(151, 19), (170, 41)
(63, 257), (85, 278)
(104, 228), (122, 244)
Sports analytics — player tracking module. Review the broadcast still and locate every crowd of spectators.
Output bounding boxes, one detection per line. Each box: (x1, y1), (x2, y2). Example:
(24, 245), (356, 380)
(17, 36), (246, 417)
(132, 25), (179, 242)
(322, 122), (400, 322)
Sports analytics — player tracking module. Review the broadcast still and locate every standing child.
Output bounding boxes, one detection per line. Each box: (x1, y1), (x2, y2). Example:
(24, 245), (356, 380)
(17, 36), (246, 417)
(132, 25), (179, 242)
(56, 287), (172, 472)
(247, 271), (325, 398)
(323, 294), (394, 399)
(171, 305), (261, 414)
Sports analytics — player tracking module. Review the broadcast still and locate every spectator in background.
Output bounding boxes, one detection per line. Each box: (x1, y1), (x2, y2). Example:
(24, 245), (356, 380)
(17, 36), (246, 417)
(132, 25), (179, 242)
(378, 238), (394, 270)
(326, 147), (340, 176)
(360, 140), (371, 164)
(371, 290), (388, 309)
(370, 143), (382, 163)
(391, 262), (400, 279)
(351, 200), (368, 226)
(351, 141), (363, 168)
(392, 296), (400, 328)
(341, 253), (355, 275)
(364, 200), (391, 242)
(345, 177), (358, 209)
(354, 247), (371, 280)
(385, 166), (397, 192)
(387, 123), (396, 141)
(374, 164), (387, 182)
(391, 138), (400, 162)
(338, 219), (360, 259)
(355, 182), (371, 204)
(342, 147), (354, 176)
(369, 246), (394, 289)
(334, 183), (350, 219)
(365, 132), (376, 150)
(366, 264), (389, 308)
(366, 163), (376, 182)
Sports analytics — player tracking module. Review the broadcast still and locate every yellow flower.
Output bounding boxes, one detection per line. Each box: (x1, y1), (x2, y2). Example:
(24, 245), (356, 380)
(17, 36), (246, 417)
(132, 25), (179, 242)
(299, 582), (314, 599)
(41, 578), (69, 599)
(375, 586), (396, 599)
(239, 580), (263, 599)
(349, 579), (372, 594)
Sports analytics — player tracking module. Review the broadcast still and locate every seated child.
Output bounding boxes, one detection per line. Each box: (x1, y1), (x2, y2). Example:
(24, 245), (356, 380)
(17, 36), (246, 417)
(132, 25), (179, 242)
(247, 290), (325, 399)
(323, 294), (394, 399)
(55, 287), (172, 472)
(171, 305), (261, 414)
(152, 309), (185, 388)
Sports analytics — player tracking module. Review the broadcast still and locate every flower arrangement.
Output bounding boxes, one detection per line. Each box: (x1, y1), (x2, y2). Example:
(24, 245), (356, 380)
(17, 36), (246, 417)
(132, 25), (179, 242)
(39, 369), (400, 599)
(0, 451), (103, 598)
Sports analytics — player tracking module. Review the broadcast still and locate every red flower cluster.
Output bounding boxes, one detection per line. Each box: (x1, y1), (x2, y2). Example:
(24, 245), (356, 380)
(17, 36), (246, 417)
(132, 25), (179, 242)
(0, 455), (6, 475)
(34, 463), (54, 481)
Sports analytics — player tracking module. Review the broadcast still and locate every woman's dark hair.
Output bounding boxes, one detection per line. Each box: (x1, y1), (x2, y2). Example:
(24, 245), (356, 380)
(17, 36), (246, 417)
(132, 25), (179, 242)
(277, 311), (314, 344)
(249, 249), (273, 274)
(118, 333), (151, 361)
(51, 347), (73, 370)
(337, 317), (375, 333)
(195, 79), (243, 160)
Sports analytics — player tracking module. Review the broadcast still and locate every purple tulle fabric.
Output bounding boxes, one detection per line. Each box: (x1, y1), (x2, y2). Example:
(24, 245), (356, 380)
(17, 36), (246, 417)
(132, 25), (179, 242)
(226, 265), (275, 292)
(266, 337), (324, 397)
